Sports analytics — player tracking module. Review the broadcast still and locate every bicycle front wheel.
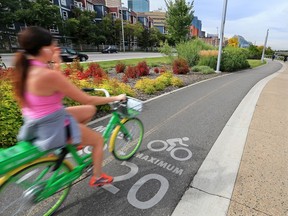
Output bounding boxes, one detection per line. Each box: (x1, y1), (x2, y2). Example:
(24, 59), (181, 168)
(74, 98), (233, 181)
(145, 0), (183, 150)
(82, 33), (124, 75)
(110, 117), (144, 160)
(0, 157), (73, 216)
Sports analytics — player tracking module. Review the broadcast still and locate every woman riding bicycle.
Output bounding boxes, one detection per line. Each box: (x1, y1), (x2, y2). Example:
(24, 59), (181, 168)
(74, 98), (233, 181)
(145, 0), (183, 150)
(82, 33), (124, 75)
(12, 26), (125, 187)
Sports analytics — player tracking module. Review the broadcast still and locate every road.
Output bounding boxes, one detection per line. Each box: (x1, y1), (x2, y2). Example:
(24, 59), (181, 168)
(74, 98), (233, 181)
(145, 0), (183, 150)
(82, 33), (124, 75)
(52, 61), (282, 216)
(1, 52), (164, 67)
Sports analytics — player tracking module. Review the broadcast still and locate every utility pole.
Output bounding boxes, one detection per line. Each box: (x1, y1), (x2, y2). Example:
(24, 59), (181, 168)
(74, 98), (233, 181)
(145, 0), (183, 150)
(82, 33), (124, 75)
(261, 29), (269, 63)
(120, 0), (125, 52)
(216, 0), (228, 73)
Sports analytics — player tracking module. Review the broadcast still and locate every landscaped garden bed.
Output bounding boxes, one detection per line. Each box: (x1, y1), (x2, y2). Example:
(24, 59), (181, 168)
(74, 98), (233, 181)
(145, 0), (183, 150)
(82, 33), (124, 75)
(0, 46), (265, 148)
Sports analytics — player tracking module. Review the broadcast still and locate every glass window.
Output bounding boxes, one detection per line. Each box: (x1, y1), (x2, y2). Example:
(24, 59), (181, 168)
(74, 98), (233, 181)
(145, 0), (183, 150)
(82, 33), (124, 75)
(61, 0), (66, 6)
(50, 26), (59, 33)
(87, 4), (94, 11)
(62, 11), (68, 20)
(7, 24), (15, 30)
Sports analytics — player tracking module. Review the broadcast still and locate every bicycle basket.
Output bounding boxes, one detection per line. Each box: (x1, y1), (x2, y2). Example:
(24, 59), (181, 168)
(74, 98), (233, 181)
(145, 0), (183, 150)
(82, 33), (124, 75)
(118, 97), (143, 117)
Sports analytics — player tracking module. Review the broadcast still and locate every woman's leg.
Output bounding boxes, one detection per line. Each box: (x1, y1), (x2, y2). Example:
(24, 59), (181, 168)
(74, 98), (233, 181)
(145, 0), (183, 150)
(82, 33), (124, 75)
(78, 123), (104, 178)
(66, 105), (96, 124)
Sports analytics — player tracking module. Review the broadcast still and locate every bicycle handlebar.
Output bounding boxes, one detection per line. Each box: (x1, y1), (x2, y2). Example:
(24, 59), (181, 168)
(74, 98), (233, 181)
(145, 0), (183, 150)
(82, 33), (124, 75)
(82, 88), (127, 110)
(82, 88), (110, 97)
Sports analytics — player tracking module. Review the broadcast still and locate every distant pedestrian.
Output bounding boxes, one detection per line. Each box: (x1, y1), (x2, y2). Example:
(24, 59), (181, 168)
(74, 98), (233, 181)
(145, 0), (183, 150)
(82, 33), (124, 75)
(284, 56), (287, 62)
(272, 54), (275, 61)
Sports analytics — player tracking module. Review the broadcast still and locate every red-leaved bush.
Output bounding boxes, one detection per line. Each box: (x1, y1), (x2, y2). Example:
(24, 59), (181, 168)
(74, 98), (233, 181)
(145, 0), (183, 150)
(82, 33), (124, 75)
(121, 74), (129, 83)
(160, 67), (167, 73)
(75, 63), (107, 83)
(172, 58), (189, 74)
(136, 61), (149, 76)
(154, 67), (160, 74)
(63, 68), (72, 77)
(125, 66), (137, 79)
(115, 62), (126, 73)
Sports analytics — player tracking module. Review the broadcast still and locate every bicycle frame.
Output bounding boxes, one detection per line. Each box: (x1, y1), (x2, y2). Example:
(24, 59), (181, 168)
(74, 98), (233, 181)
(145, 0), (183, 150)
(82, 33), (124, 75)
(103, 112), (129, 152)
(10, 112), (129, 201)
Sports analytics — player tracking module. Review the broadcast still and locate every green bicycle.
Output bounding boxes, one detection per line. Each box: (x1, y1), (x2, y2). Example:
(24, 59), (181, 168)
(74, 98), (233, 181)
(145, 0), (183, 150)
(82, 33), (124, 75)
(0, 88), (144, 216)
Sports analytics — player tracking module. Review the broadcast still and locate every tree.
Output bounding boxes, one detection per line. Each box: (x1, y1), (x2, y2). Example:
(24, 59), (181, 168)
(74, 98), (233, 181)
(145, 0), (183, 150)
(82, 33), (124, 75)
(138, 27), (162, 50)
(228, 37), (239, 47)
(15, 0), (61, 29)
(0, 0), (24, 27)
(247, 45), (262, 59)
(124, 22), (146, 51)
(165, 0), (194, 44)
(65, 9), (97, 49)
(99, 15), (116, 45)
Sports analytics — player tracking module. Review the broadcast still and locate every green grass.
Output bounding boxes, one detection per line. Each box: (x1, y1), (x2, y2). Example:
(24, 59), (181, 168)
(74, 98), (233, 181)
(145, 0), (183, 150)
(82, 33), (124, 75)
(62, 57), (170, 70)
(248, 59), (266, 68)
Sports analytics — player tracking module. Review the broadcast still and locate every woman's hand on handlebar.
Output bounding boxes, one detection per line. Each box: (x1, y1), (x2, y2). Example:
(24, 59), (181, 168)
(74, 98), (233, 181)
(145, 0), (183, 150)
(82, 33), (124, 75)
(116, 94), (126, 102)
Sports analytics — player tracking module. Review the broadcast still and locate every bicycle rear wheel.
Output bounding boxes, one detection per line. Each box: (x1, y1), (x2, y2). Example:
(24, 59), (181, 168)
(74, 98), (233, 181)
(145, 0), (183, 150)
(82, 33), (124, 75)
(110, 117), (144, 160)
(0, 157), (73, 216)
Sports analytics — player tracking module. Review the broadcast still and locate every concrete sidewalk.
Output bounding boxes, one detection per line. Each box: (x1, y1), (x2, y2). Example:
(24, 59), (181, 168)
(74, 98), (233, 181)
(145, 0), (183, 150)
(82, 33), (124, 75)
(172, 62), (288, 216)
(227, 62), (288, 216)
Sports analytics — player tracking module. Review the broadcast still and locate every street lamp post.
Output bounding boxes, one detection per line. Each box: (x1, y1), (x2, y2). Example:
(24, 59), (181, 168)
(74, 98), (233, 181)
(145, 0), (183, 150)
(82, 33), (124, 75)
(216, 0), (228, 73)
(120, 1), (125, 52)
(261, 29), (269, 63)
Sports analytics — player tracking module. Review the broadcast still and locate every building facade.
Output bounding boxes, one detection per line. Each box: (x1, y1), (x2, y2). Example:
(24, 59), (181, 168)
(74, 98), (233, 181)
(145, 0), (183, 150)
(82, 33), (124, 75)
(142, 10), (166, 34)
(128, 0), (149, 12)
(190, 16), (202, 37)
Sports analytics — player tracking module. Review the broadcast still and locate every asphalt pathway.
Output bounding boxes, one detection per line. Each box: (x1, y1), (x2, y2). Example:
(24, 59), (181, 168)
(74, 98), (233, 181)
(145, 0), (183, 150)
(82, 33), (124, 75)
(54, 60), (282, 216)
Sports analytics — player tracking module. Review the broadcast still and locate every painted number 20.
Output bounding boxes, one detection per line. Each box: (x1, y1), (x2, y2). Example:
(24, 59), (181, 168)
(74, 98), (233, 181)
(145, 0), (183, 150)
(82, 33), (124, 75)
(103, 161), (169, 210)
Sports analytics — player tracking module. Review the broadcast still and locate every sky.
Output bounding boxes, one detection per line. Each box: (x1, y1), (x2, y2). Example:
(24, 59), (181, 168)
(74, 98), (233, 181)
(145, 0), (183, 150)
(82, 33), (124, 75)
(126, 0), (288, 50)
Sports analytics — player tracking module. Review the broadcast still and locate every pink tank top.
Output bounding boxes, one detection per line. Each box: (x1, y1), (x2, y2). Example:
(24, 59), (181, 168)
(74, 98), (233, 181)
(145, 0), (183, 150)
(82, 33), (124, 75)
(22, 92), (64, 119)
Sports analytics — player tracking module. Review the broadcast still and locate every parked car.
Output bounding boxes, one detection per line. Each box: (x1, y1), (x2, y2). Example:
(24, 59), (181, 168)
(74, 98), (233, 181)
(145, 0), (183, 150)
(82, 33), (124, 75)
(60, 47), (89, 62)
(0, 55), (7, 69)
(101, 46), (118, 53)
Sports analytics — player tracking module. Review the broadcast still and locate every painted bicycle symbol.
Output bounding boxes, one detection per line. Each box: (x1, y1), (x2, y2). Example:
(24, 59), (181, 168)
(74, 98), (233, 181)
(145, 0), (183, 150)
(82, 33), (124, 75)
(147, 137), (192, 161)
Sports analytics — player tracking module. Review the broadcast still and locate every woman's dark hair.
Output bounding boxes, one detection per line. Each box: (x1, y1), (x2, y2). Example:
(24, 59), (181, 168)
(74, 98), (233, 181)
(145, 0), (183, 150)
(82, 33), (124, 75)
(13, 26), (53, 106)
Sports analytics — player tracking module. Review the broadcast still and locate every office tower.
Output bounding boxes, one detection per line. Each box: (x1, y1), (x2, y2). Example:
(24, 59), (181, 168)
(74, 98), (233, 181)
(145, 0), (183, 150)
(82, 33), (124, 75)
(128, 0), (149, 12)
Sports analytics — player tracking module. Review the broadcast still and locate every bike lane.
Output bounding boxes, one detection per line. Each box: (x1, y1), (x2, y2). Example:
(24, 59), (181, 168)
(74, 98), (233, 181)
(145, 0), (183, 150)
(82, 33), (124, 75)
(55, 61), (282, 216)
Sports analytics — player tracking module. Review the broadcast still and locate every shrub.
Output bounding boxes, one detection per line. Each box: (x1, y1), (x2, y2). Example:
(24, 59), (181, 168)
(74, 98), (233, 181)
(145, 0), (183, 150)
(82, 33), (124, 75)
(160, 66), (168, 73)
(115, 62), (126, 73)
(0, 69), (22, 147)
(221, 47), (250, 72)
(192, 65), (215, 74)
(135, 78), (157, 95)
(247, 45), (262, 59)
(198, 56), (217, 70)
(63, 68), (73, 77)
(153, 80), (166, 91)
(176, 39), (215, 67)
(135, 72), (183, 94)
(198, 50), (218, 70)
(159, 40), (174, 63)
(199, 50), (218, 56)
(125, 66), (137, 79)
(100, 78), (136, 97)
(172, 58), (190, 74)
(155, 72), (173, 87)
(121, 74), (129, 83)
(171, 77), (184, 87)
(154, 67), (160, 73)
(81, 63), (108, 83)
(136, 61), (150, 76)
(64, 59), (83, 73)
